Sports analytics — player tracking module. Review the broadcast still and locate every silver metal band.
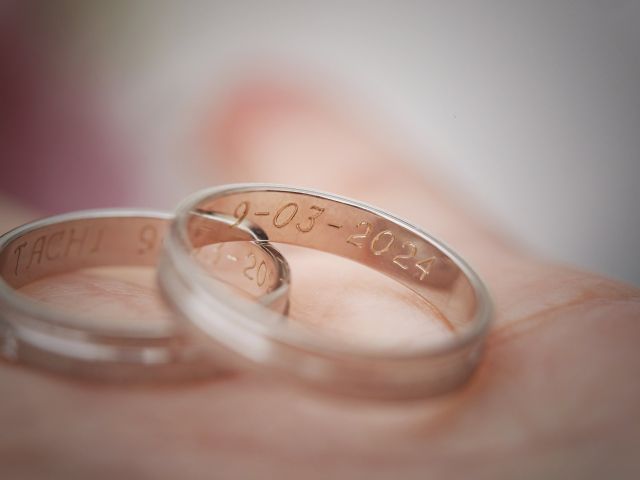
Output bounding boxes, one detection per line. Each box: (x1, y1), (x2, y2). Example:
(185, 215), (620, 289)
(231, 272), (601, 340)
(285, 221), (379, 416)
(161, 184), (492, 399)
(0, 209), (290, 381)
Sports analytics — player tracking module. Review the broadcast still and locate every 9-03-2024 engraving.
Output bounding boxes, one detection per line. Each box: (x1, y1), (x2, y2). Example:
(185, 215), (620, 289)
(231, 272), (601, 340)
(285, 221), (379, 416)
(225, 199), (438, 282)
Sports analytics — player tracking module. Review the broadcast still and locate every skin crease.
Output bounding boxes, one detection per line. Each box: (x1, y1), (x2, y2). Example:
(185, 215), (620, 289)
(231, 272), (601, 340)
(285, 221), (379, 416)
(1, 82), (639, 479)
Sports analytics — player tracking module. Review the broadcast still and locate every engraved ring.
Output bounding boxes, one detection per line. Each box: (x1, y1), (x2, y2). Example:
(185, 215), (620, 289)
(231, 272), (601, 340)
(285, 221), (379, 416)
(160, 184), (493, 399)
(0, 209), (290, 381)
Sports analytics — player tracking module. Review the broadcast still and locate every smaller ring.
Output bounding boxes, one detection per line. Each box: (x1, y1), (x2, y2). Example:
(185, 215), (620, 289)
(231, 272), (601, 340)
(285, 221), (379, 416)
(162, 183), (493, 399)
(0, 209), (290, 381)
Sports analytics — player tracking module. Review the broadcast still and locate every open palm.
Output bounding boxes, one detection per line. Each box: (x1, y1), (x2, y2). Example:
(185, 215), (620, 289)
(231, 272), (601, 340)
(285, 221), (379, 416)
(1, 83), (638, 479)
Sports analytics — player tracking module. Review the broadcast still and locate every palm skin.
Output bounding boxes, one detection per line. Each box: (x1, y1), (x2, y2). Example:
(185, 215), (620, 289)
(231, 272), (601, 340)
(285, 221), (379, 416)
(1, 83), (638, 479)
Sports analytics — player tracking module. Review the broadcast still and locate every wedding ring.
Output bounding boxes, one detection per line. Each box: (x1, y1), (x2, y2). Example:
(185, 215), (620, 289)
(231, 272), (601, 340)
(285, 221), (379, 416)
(161, 184), (492, 399)
(0, 209), (290, 381)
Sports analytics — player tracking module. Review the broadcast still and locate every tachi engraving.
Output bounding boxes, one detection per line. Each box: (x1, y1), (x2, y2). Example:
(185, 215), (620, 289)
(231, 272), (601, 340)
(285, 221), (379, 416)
(90, 228), (105, 253)
(64, 228), (88, 258)
(27, 236), (45, 269)
(13, 242), (27, 276)
(45, 231), (64, 261)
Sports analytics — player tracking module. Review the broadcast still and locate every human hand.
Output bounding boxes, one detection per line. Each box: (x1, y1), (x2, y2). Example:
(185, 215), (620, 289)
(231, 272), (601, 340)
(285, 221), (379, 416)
(1, 83), (638, 480)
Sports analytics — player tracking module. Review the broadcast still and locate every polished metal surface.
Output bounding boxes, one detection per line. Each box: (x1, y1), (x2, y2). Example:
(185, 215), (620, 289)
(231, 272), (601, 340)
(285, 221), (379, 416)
(0, 209), (290, 381)
(162, 184), (492, 399)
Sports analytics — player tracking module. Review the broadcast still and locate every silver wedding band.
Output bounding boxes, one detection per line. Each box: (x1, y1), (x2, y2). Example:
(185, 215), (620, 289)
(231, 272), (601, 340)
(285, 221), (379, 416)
(0, 185), (492, 399)
(161, 184), (492, 399)
(0, 209), (290, 381)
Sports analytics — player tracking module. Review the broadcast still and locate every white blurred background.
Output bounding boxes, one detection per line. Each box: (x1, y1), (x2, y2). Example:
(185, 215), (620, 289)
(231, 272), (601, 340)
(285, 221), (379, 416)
(3, 1), (640, 285)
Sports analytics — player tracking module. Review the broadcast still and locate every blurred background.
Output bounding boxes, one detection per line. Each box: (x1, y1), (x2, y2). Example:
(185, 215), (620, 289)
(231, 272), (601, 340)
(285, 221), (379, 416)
(1, 1), (639, 285)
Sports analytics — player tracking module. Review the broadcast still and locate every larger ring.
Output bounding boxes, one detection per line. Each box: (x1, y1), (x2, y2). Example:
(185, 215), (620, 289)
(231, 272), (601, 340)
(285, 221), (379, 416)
(161, 184), (492, 399)
(0, 209), (290, 381)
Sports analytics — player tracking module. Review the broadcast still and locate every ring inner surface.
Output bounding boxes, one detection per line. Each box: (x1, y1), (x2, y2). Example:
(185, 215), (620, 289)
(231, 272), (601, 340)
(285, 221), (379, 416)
(189, 190), (478, 334)
(0, 215), (287, 332)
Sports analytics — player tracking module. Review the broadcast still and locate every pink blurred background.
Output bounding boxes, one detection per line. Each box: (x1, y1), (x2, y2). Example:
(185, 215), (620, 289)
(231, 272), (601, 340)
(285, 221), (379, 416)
(1, 1), (639, 285)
